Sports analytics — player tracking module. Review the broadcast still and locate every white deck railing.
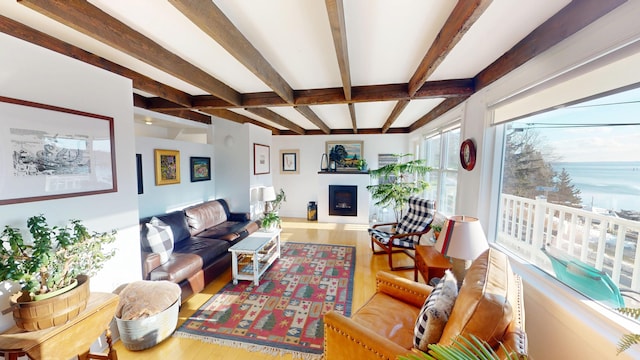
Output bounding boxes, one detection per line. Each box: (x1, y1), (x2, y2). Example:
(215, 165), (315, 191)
(497, 194), (640, 291)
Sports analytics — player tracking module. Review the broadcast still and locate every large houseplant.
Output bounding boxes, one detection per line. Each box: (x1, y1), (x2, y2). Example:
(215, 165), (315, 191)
(0, 214), (116, 300)
(367, 154), (431, 223)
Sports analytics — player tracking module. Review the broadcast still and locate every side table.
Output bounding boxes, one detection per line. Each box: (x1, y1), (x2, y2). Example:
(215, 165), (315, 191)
(414, 245), (452, 283)
(0, 292), (119, 360)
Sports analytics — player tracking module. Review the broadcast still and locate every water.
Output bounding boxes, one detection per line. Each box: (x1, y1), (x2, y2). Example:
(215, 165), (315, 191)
(552, 161), (640, 212)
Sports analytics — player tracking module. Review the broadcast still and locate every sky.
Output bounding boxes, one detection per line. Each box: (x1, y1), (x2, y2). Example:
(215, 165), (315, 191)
(511, 87), (640, 162)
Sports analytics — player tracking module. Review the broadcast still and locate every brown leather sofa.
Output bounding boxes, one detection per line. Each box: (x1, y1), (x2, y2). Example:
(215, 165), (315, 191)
(140, 199), (259, 302)
(324, 248), (527, 359)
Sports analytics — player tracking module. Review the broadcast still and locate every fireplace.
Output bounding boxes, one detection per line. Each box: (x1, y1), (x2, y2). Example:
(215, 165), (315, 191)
(329, 185), (357, 216)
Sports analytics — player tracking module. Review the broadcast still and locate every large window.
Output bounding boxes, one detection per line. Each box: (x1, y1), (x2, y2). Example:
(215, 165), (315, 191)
(496, 87), (640, 311)
(422, 125), (460, 215)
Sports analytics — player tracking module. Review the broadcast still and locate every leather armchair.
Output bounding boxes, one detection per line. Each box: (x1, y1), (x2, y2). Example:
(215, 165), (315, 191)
(324, 248), (528, 360)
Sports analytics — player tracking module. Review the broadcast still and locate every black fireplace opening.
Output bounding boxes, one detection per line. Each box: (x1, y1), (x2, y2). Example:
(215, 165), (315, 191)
(329, 185), (357, 216)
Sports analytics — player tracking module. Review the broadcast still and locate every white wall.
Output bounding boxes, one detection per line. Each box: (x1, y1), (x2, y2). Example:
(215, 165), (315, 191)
(135, 137), (216, 218)
(0, 31), (141, 330)
(271, 133), (409, 219)
(410, 2), (640, 359)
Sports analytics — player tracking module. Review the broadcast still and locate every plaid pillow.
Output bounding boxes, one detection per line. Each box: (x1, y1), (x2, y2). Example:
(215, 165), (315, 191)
(143, 217), (174, 265)
(414, 270), (458, 351)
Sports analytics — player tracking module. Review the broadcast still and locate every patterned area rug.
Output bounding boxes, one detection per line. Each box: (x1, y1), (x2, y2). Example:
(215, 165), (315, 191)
(174, 242), (355, 359)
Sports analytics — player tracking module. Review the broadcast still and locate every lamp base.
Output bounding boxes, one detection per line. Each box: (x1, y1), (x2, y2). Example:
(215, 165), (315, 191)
(450, 258), (472, 288)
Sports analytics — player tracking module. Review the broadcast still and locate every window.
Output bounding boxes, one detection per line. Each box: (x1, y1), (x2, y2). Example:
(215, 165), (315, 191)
(422, 125), (460, 215)
(495, 87), (640, 311)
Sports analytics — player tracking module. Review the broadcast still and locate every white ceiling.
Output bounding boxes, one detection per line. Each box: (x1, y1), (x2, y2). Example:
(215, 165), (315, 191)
(0, 0), (581, 133)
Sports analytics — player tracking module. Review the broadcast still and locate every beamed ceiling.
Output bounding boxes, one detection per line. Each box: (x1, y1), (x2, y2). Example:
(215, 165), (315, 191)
(0, 0), (628, 135)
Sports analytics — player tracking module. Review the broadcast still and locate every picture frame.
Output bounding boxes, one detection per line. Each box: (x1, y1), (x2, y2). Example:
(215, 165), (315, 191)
(0, 96), (117, 205)
(136, 154), (143, 194)
(460, 139), (477, 171)
(190, 156), (211, 182)
(280, 149), (299, 174)
(325, 140), (364, 171)
(154, 149), (180, 185)
(253, 143), (270, 175)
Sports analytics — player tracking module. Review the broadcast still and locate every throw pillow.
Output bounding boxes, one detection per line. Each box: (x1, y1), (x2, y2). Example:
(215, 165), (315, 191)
(414, 270), (458, 351)
(143, 217), (174, 265)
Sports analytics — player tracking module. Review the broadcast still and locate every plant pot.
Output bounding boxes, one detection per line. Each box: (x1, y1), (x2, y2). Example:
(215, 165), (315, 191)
(10, 274), (90, 331)
(32, 279), (78, 301)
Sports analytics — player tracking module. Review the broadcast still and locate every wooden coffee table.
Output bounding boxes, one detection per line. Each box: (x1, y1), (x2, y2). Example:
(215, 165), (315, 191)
(414, 245), (452, 283)
(229, 229), (281, 286)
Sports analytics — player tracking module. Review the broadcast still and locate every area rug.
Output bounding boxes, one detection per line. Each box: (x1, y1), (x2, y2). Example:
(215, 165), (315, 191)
(174, 242), (355, 359)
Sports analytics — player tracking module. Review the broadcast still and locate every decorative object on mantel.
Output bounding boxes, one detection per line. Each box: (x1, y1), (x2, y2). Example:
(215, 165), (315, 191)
(326, 140), (364, 171)
(0, 215), (117, 330)
(367, 153), (431, 223)
(320, 153), (329, 172)
(460, 138), (477, 171)
(434, 215), (489, 287)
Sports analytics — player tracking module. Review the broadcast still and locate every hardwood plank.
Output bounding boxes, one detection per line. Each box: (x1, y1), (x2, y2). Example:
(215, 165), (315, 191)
(382, 99), (410, 133)
(112, 219), (417, 359)
(474, 0), (627, 90)
(293, 106), (331, 134)
(245, 108), (306, 135)
(408, 0), (492, 96)
(19, 0), (242, 106)
(169, 0), (294, 104)
(325, 0), (352, 101)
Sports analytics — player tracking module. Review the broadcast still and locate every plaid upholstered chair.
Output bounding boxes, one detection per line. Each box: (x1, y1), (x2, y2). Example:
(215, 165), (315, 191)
(368, 197), (436, 270)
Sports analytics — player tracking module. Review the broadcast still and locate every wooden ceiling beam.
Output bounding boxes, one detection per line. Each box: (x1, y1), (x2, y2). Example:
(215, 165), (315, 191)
(294, 106), (331, 134)
(169, 0), (294, 104)
(408, 97), (469, 132)
(19, 0), (241, 106)
(156, 109), (211, 124)
(203, 109), (281, 134)
(381, 100), (410, 133)
(408, 0), (492, 96)
(245, 108), (306, 135)
(475, 0), (627, 91)
(325, 0), (352, 101)
(0, 14), (194, 108)
(348, 103), (357, 133)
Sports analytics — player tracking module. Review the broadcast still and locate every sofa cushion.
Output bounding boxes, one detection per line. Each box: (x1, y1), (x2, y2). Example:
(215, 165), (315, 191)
(144, 211), (192, 244)
(184, 201), (228, 235)
(143, 217), (174, 264)
(174, 236), (233, 266)
(414, 270), (458, 351)
(195, 221), (255, 240)
(439, 248), (514, 348)
(148, 252), (204, 283)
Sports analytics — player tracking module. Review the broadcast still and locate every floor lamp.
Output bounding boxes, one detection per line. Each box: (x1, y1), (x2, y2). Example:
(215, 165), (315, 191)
(434, 215), (489, 287)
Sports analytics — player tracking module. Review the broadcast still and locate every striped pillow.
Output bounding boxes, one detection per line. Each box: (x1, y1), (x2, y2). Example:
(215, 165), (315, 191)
(414, 270), (458, 351)
(143, 217), (174, 265)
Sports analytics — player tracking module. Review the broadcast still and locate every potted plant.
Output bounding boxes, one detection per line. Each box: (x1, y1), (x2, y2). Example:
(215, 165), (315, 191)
(270, 188), (287, 213)
(0, 215), (116, 330)
(398, 334), (520, 360)
(367, 154), (431, 223)
(260, 212), (281, 232)
(357, 159), (368, 171)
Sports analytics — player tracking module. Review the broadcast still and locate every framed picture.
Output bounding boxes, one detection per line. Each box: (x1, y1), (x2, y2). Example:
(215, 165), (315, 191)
(460, 139), (477, 171)
(280, 149), (299, 174)
(136, 154), (143, 194)
(0, 96), (117, 205)
(253, 143), (270, 175)
(154, 149), (180, 185)
(325, 140), (364, 171)
(190, 156), (211, 182)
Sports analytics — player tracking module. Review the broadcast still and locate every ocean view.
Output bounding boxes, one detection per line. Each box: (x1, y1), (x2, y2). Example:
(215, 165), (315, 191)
(552, 161), (640, 212)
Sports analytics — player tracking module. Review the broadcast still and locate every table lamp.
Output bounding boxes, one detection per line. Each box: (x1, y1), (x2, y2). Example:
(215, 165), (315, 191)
(259, 186), (277, 213)
(434, 215), (489, 286)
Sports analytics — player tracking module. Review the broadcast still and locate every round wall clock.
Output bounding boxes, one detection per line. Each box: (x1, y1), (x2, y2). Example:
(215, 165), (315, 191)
(460, 139), (476, 171)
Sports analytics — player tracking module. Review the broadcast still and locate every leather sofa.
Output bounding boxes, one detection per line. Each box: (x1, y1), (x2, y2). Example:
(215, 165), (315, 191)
(324, 248), (527, 359)
(140, 199), (259, 302)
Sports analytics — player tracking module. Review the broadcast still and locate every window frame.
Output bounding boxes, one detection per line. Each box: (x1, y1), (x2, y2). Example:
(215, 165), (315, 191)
(421, 123), (461, 216)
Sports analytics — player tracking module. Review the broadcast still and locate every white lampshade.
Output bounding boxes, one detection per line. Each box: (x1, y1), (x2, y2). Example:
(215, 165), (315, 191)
(260, 186), (277, 202)
(434, 215), (489, 285)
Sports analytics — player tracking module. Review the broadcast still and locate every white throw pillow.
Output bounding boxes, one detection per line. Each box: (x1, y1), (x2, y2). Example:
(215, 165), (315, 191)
(413, 270), (458, 351)
(143, 217), (174, 265)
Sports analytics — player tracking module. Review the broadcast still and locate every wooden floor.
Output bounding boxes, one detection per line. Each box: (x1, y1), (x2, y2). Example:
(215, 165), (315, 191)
(112, 218), (418, 359)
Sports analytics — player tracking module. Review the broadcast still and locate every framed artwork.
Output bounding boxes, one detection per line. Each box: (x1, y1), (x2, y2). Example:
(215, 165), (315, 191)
(190, 156), (211, 182)
(154, 149), (180, 185)
(325, 140), (364, 171)
(280, 149), (299, 174)
(460, 139), (477, 171)
(0, 96), (117, 205)
(253, 143), (270, 175)
(136, 154), (143, 194)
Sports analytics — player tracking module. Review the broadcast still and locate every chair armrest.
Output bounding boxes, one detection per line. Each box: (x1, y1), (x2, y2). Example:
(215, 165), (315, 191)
(372, 222), (398, 229)
(324, 310), (412, 360)
(142, 251), (161, 280)
(228, 212), (251, 222)
(376, 271), (432, 308)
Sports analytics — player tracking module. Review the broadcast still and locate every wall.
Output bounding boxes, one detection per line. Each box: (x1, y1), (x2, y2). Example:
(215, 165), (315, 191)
(0, 32), (141, 328)
(410, 2), (640, 359)
(271, 133), (409, 219)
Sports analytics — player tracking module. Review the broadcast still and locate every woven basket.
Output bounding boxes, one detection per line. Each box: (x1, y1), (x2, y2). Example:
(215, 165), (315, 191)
(115, 298), (180, 350)
(10, 275), (90, 331)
